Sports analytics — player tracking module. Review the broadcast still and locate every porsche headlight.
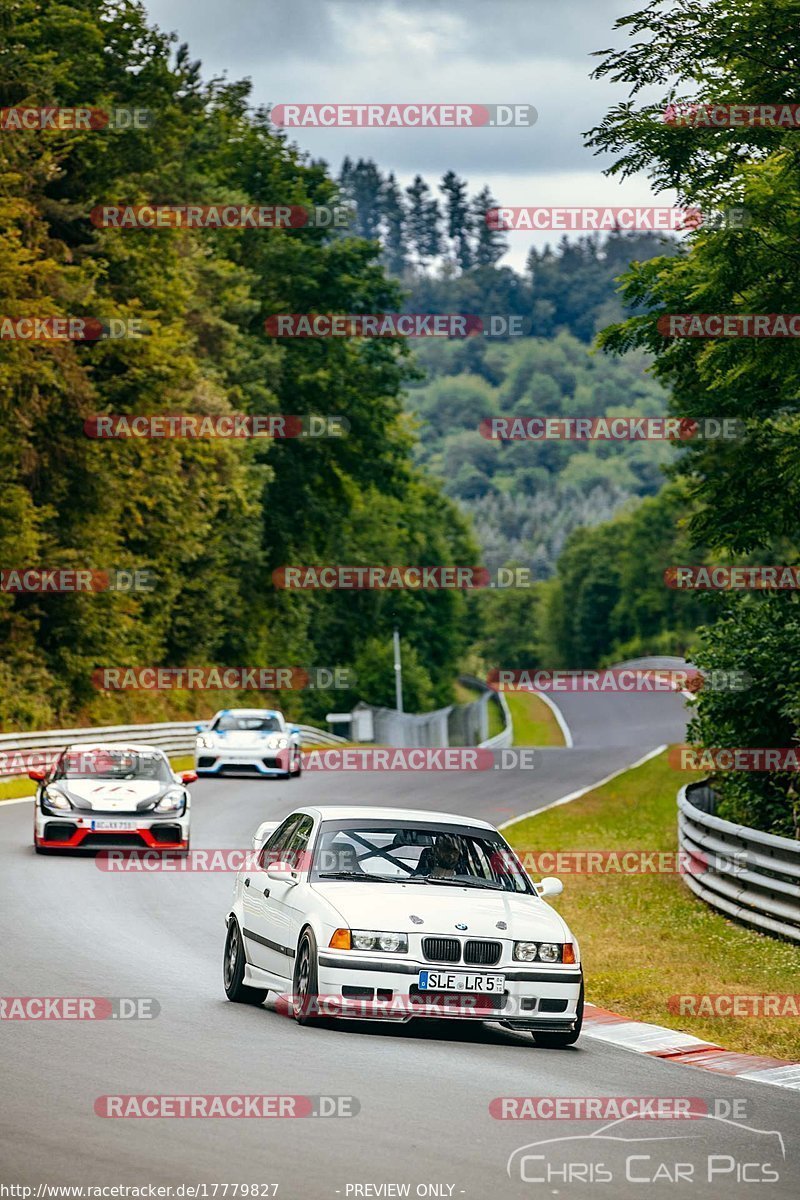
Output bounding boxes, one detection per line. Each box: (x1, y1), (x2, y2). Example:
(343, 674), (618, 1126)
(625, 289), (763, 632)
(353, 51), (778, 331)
(196, 734), (212, 748)
(154, 789), (185, 813)
(351, 930), (408, 953)
(274, 736), (289, 749)
(43, 787), (71, 811)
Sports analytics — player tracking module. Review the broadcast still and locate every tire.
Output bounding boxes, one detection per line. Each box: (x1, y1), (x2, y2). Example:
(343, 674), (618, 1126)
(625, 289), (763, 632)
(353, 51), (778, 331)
(291, 748), (302, 778)
(532, 979), (584, 1048)
(223, 919), (267, 1006)
(292, 928), (320, 1025)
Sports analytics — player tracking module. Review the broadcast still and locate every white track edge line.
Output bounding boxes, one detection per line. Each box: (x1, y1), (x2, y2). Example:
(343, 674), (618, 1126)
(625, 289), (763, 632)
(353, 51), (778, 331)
(533, 690), (574, 748)
(497, 744), (668, 831)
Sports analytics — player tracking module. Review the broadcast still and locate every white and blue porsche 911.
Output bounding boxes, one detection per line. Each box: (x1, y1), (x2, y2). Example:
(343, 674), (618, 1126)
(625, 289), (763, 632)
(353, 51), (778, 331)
(195, 708), (303, 779)
(223, 806), (584, 1046)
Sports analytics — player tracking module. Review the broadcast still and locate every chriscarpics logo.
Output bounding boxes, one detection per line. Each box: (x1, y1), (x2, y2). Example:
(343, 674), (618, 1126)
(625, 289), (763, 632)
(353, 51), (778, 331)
(506, 1113), (787, 1186)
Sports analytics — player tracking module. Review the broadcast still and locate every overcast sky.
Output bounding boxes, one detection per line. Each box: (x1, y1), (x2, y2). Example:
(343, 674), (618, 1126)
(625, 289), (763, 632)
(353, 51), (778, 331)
(141, 0), (672, 268)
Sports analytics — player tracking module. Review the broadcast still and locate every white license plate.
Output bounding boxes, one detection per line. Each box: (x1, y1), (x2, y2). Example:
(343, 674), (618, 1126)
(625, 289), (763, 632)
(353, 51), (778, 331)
(418, 971), (505, 994)
(91, 819), (138, 831)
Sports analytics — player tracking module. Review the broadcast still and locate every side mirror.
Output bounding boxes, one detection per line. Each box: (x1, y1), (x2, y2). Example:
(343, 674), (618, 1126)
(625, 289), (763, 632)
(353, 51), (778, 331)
(251, 819), (280, 851)
(536, 876), (563, 898)
(265, 860), (298, 886)
(28, 768), (47, 783)
(194, 723), (205, 733)
(290, 726), (300, 736)
(181, 771), (198, 784)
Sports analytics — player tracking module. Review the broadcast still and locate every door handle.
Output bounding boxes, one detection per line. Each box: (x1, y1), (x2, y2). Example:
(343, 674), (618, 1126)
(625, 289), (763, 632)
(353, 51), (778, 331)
(263, 887), (270, 898)
(244, 878), (250, 887)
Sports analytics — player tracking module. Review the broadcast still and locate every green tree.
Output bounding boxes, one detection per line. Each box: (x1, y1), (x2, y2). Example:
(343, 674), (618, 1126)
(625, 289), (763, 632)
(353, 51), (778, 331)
(586, 0), (800, 832)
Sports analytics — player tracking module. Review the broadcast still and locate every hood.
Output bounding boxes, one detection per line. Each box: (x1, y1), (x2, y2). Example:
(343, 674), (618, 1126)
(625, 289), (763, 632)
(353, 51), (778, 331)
(311, 881), (569, 942)
(56, 779), (168, 813)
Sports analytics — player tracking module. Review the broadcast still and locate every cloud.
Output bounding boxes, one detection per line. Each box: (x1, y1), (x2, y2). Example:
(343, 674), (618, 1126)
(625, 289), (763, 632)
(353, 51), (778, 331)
(141, 0), (663, 242)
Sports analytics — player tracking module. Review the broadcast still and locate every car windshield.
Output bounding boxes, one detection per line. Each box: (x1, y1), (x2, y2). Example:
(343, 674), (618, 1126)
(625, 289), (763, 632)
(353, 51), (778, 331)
(312, 822), (533, 893)
(58, 749), (173, 783)
(214, 714), (283, 733)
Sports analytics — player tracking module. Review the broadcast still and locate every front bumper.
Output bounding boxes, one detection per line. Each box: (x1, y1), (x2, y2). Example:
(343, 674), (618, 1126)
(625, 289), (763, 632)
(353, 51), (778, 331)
(34, 808), (190, 851)
(315, 953), (582, 1025)
(195, 747), (295, 776)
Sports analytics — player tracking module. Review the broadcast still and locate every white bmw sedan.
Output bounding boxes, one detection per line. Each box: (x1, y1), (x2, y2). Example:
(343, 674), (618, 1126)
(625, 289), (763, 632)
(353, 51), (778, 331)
(223, 806), (583, 1046)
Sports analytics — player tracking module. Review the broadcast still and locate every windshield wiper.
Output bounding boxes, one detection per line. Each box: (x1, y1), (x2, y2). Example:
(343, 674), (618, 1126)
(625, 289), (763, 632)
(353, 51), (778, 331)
(316, 871), (403, 883)
(421, 876), (504, 890)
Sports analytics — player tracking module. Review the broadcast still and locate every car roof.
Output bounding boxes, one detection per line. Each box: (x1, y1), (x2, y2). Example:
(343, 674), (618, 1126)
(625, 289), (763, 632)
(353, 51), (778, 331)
(64, 743), (169, 756)
(291, 805), (495, 830)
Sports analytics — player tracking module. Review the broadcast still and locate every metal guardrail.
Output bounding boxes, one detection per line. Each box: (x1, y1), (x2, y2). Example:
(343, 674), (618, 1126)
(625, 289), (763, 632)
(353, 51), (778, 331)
(0, 719), (347, 778)
(329, 676), (514, 750)
(678, 782), (800, 943)
(463, 677), (513, 749)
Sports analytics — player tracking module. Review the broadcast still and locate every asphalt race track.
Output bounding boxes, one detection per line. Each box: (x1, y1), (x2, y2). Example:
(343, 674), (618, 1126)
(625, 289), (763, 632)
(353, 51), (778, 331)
(2, 666), (798, 1198)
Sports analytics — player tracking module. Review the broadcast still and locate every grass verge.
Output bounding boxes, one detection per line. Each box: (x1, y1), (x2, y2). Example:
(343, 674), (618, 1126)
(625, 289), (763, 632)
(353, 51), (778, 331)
(505, 748), (800, 1060)
(506, 690), (565, 747)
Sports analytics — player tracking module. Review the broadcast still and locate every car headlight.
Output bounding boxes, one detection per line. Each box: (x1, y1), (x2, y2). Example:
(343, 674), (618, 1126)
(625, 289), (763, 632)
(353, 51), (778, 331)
(43, 787), (71, 811)
(154, 790), (185, 813)
(537, 942), (561, 962)
(196, 735), (212, 748)
(274, 736), (289, 749)
(513, 941), (564, 962)
(350, 930), (408, 953)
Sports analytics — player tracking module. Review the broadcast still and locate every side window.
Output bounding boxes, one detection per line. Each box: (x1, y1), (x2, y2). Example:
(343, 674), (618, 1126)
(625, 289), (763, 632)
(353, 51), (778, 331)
(283, 816), (314, 872)
(259, 814), (302, 869)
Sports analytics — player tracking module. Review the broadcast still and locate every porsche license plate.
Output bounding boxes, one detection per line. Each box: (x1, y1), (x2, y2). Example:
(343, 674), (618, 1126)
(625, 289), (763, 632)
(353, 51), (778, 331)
(91, 819), (138, 831)
(418, 971), (505, 993)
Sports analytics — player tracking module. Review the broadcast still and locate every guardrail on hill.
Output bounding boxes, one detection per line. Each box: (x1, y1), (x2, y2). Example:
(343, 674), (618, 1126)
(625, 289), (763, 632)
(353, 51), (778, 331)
(678, 782), (800, 943)
(458, 674), (513, 749)
(0, 720), (347, 778)
(349, 677), (513, 750)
